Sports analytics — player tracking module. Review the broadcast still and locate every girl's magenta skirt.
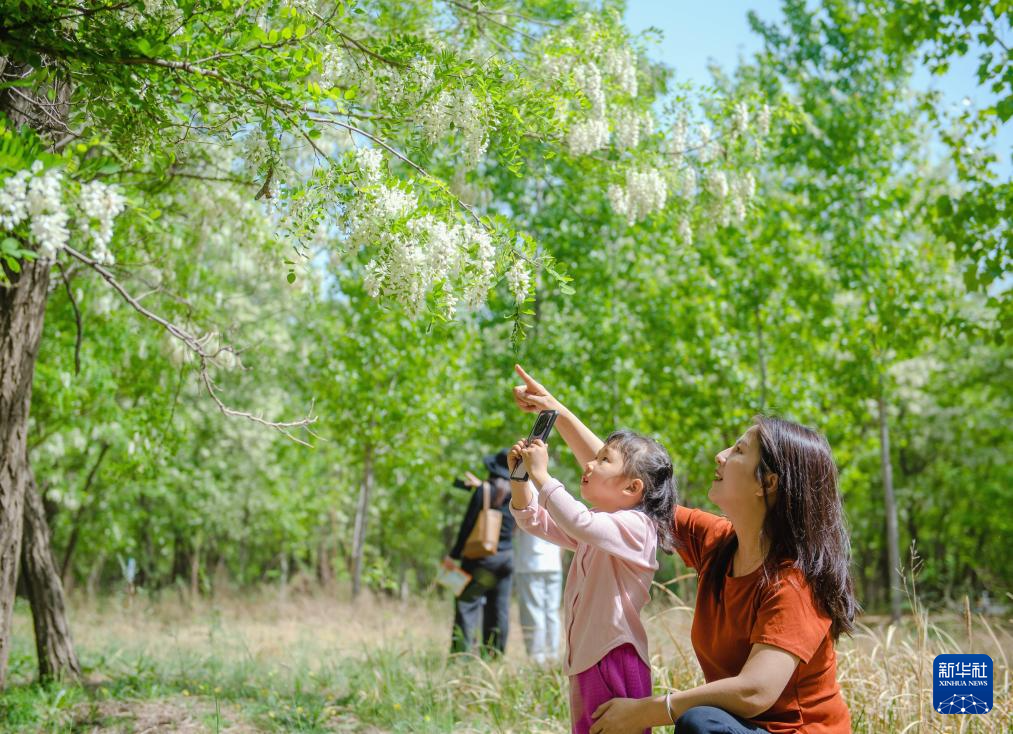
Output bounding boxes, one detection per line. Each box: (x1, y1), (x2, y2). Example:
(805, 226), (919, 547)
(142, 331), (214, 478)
(569, 643), (652, 734)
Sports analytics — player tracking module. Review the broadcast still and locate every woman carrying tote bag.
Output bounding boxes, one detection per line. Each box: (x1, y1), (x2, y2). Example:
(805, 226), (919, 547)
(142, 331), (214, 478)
(444, 449), (515, 657)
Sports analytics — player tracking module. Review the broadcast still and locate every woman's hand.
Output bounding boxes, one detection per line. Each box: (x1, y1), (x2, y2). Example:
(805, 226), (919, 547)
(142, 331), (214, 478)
(441, 556), (458, 571)
(512, 364), (558, 414)
(462, 471), (483, 488)
(589, 698), (651, 734)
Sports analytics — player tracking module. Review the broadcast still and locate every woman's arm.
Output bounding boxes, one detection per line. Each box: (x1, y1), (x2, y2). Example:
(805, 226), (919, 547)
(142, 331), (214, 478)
(512, 364), (603, 468)
(589, 644), (799, 733)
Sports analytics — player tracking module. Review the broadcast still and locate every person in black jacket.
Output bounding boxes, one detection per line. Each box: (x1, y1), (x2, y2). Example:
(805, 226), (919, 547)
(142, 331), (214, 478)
(443, 449), (515, 656)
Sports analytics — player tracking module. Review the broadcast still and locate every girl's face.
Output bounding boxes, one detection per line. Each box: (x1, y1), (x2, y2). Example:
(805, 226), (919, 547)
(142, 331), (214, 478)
(709, 425), (770, 517)
(581, 443), (643, 511)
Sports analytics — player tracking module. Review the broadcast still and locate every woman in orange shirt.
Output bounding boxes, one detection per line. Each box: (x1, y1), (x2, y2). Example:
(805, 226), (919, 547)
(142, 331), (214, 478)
(511, 365), (856, 734)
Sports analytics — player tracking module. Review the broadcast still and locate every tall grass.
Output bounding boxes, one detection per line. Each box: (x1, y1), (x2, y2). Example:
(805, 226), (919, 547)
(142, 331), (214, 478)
(1, 583), (1009, 732)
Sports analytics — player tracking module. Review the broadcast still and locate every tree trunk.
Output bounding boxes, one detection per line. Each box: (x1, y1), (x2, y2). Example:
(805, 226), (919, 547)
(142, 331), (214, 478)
(877, 391), (902, 622)
(350, 442), (373, 599)
(0, 256), (52, 688)
(189, 537), (201, 601)
(0, 54), (78, 687)
(20, 474), (80, 681)
(60, 443), (110, 583)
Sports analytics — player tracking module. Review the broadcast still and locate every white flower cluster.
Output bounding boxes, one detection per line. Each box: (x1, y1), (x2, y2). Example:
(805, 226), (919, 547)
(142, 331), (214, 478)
(681, 167), (698, 199)
(566, 118), (610, 156)
(608, 167), (668, 224)
(344, 54), (438, 109)
(668, 114), (688, 158)
(603, 47), (637, 97)
(757, 103), (771, 137)
(78, 180), (126, 264)
(707, 169), (729, 200)
(1, 162), (69, 259)
(346, 181), (418, 248)
(729, 171), (756, 222)
(362, 217), (496, 316)
(698, 123), (717, 163)
(732, 101), (749, 136)
(573, 62), (606, 116)
(613, 109), (652, 150)
(320, 45), (351, 88)
(346, 157), (496, 316)
(417, 87), (490, 167)
(505, 259), (531, 305)
(355, 147), (384, 185)
(678, 217), (693, 243)
(1, 162), (128, 263)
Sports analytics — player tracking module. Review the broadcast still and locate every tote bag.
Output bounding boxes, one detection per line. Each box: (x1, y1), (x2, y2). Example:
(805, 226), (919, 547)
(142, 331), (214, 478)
(461, 482), (502, 559)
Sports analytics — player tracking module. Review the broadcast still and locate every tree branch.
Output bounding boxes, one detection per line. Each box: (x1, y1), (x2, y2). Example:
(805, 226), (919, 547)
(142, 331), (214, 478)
(56, 262), (83, 375)
(61, 245), (318, 445)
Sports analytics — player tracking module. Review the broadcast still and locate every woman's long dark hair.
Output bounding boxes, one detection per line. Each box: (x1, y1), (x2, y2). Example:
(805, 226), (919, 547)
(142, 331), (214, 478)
(701, 416), (857, 640)
(604, 430), (679, 554)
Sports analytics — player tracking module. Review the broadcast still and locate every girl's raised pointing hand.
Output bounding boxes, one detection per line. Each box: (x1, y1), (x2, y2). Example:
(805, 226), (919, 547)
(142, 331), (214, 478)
(512, 364), (557, 414)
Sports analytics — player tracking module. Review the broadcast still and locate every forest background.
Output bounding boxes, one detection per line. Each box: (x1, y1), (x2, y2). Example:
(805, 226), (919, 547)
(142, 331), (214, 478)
(0, 0), (1009, 731)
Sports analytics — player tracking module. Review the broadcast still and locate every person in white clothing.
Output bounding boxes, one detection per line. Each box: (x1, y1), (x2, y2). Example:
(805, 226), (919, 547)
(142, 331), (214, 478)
(513, 481), (563, 665)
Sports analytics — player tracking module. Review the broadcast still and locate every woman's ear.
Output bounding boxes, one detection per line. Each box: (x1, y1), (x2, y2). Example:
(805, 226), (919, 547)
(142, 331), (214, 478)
(626, 477), (644, 496)
(764, 474), (779, 495)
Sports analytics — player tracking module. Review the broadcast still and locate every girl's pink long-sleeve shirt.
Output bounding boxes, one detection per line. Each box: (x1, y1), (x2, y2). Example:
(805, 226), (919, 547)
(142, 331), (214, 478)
(510, 477), (658, 676)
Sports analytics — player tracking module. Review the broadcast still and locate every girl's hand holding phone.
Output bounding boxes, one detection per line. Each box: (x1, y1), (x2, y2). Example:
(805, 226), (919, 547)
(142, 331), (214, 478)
(508, 441), (526, 477)
(520, 438), (550, 486)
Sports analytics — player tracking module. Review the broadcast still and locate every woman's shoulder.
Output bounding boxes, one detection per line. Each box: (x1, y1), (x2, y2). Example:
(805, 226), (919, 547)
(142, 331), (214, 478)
(674, 505), (734, 539)
(758, 563), (830, 620)
(673, 505), (734, 570)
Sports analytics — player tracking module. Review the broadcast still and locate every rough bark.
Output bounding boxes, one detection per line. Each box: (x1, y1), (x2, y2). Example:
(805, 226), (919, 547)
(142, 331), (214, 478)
(0, 257), (52, 687)
(21, 474), (81, 680)
(1, 54), (80, 687)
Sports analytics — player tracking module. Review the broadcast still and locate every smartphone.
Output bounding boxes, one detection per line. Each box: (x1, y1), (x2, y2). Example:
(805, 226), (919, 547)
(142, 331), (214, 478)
(452, 478), (469, 490)
(509, 409), (559, 482)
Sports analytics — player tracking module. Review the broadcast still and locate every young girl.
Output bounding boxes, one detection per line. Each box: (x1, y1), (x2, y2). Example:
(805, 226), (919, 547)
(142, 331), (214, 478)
(509, 430), (677, 734)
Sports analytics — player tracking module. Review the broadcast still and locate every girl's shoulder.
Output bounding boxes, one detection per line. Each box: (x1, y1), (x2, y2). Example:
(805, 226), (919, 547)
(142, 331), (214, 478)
(611, 507), (658, 535)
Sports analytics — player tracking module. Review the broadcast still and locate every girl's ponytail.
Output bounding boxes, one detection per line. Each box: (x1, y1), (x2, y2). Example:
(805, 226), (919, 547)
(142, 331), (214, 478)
(604, 430), (679, 553)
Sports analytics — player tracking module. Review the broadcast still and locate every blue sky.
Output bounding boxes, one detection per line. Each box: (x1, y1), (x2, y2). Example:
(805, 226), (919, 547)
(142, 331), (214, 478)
(624, 0), (1011, 177)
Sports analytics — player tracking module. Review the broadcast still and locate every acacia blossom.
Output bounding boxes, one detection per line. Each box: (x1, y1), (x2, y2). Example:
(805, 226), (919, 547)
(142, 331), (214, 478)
(567, 118), (610, 156)
(417, 88), (490, 167)
(505, 259), (531, 305)
(603, 47), (637, 97)
(79, 180), (126, 264)
(608, 167), (667, 224)
(573, 62), (605, 116)
(757, 103), (771, 137)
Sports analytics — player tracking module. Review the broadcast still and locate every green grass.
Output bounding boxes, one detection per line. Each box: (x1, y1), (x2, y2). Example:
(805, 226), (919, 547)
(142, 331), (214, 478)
(1, 592), (1011, 732)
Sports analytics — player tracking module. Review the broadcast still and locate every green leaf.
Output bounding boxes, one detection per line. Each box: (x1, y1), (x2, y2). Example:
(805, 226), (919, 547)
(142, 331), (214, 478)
(995, 96), (1013, 123)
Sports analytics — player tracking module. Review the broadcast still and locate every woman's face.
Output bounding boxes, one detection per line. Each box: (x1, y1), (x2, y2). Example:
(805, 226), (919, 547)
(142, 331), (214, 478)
(709, 425), (768, 516)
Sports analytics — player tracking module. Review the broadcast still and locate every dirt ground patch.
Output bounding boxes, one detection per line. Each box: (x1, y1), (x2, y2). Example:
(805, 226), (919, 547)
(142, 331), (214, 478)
(69, 697), (260, 733)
